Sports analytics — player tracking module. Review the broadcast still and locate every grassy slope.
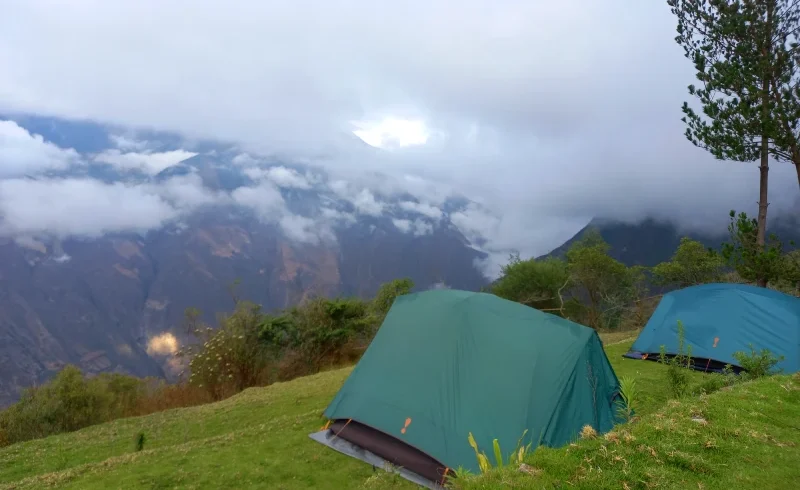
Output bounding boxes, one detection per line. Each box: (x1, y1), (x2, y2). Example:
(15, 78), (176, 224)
(1, 333), (797, 489)
(461, 374), (800, 490)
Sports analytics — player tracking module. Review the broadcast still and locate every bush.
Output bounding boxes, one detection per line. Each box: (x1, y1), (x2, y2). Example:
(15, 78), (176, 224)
(691, 364), (738, 396)
(372, 278), (414, 320)
(0, 277), (416, 446)
(182, 279), (415, 398)
(0, 367), (147, 446)
(184, 301), (275, 400)
(269, 297), (378, 380)
(0, 366), (218, 447)
(491, 254), (571, 312)
(733, 344), (784, 379)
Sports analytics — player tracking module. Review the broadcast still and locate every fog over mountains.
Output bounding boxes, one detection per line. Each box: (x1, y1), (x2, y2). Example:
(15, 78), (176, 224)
(1, 1), (798, 407)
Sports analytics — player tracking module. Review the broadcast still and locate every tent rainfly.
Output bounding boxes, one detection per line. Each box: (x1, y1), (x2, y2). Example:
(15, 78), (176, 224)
(309, 289), (623, 488)
(624, 283), (800, 373)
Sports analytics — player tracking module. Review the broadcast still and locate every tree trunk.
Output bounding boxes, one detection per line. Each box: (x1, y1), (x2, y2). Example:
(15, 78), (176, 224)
(756, 4), (773, 289)
(796, 162), (800, 190)
(756, 133), (769, 289)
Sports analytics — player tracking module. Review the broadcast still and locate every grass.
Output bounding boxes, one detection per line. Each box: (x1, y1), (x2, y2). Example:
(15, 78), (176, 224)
(1, 331), (797, 489)
(459, 374), (800, 489)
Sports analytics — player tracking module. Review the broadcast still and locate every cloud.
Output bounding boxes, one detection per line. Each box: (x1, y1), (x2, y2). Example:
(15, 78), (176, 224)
(398, 200), (443, 220)
(0, 178), (177, 238)
(351, 189), (385, 216)
(0, 120), (80, 177)
(231, 181), (338, 244)
(392, 219), (412, 233)
(320, 207), (357, 225)
(280, 214), (336, 244)
(0, 173), (221, 239)
(1, 0), (799, 271)
(329, 180), (387, 216)
(392, 218), (434, 236)
(231, 152), (260, 166)
(149, 173), (226, 210)
(109, 134), (149, 151)
(243, 165), (316, 189)
(231, 181), (287, 220)
(94, 149), (197, 175)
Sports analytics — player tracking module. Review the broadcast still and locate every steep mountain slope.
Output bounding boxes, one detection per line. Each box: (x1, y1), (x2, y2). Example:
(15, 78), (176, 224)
(0, 205), (487, 407)
(542, 216), (800, 266)
(3, 113), (793, 409)
(0, 115), (495, 406)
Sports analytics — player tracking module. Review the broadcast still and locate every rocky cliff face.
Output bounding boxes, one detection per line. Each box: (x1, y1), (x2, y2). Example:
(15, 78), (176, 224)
(0, 206), (488, 407)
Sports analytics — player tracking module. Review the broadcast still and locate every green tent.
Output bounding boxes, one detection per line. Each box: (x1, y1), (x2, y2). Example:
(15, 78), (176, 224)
(310, 289), (622, 488)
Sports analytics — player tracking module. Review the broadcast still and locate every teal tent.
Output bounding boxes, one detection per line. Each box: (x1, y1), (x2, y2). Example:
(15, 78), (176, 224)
(310, 290), (622, 488)
(624, 283), (800, 373)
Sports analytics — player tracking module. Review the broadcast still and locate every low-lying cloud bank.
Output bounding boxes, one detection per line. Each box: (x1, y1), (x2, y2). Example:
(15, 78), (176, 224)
(2, 1), (800, 279)
(1, 116), (798, 280)
(0, 120), (448, 254)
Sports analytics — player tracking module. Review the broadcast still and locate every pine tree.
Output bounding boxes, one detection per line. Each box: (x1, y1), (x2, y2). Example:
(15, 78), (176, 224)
(668, 0), (796, 287)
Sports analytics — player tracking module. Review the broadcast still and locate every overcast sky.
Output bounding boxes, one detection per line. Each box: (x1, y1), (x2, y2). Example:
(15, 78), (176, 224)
(1, 0), (798, 276)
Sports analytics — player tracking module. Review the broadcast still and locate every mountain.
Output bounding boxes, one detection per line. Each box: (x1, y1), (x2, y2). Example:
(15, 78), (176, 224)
(542, 216), (800, 266)
(0, 115), (491, 407)
(2, 113), (795, 408)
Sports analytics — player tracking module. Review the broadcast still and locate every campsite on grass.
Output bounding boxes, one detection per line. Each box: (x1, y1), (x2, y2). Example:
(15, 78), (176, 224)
(311, 289), (623, 488)
(306, 286), (800, 489)
(624, 283), (800, 373)
(1, 282), (797, 489)
(4, 1), (800, 489)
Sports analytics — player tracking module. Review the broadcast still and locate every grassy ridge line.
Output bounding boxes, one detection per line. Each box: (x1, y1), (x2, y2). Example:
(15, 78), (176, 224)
(0, 332), (639, 485)
(0, 334), (739, 490)
(0, 367), (354, 487)
(0, 409), (321, 490)
(0, 336), (668, 490)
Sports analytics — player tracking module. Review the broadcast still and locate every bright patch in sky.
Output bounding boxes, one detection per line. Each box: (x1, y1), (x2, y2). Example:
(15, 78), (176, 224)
(352, 118), (431, 149)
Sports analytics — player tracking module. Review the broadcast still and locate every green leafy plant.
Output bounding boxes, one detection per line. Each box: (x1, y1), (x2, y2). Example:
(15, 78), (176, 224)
(565, 229), (637, 329)
(467, 430), (533, 474)
(733, 344), (784, 379)
(616, 376), (637, 422)
(371, 278), (414, 320)
(651, 237), (724, 288)
(692, 364), (739, 395)
(721, 210), (786, 287)
(491, 254), (571, 313)
(659, 320), (693, 398)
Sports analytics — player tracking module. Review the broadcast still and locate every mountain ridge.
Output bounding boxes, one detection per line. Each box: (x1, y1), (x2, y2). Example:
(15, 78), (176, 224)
(2, 113), (796, 409)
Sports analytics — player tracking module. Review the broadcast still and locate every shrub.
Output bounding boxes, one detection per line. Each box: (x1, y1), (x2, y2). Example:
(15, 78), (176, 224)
(273, 297), (377, 379)
(491, 254), (571, 312)
(184, 301), (275, 400)
(128, 381), (212, 416)
(0, 277), (418, 446)
(372, 278), (414, 320)
(0, 367), (148, 445)
(691, 365), (738, 396)
(733, 344), (784, 379)
(0, 370), (217, 447)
